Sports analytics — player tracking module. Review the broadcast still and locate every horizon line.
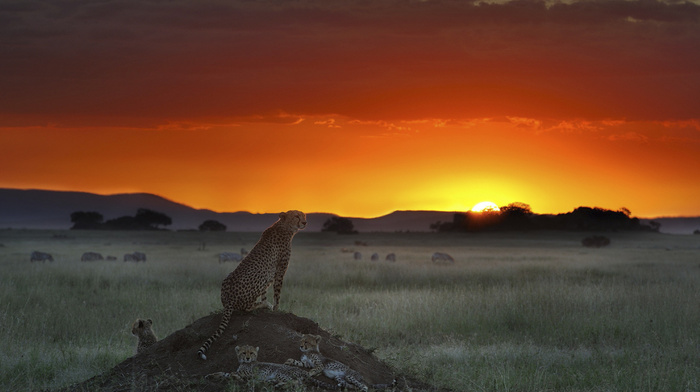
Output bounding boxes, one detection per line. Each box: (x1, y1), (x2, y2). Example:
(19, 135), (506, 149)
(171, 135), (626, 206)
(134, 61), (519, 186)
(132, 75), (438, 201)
(1, 187), (697, 220)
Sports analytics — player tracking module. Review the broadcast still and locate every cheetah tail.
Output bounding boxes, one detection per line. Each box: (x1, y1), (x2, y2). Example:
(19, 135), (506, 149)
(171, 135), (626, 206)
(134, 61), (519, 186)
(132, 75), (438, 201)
(371, 379), (397, 390)
(197, 307), (233, 360)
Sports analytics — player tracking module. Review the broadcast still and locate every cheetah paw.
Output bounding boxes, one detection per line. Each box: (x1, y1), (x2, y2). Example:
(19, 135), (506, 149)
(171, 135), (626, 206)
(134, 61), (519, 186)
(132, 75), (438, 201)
(205, 372), (230, 380)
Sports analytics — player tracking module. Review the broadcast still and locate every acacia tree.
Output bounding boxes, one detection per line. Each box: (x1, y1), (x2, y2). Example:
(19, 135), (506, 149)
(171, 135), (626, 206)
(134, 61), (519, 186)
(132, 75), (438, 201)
(498, 202), (533, 230)
(322, 217), (358, 234)
(500, 202), (532, 216)
(199, 220), (227, 232)
(70, 211), (104, 230)
(135, 208), (172, 229)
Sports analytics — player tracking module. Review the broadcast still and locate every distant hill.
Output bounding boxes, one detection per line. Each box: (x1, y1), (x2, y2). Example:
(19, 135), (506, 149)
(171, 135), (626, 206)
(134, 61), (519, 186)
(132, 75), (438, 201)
(0, 188), (696, 234)
(641, 217), (700, 235)
(0, 188), (451, 232)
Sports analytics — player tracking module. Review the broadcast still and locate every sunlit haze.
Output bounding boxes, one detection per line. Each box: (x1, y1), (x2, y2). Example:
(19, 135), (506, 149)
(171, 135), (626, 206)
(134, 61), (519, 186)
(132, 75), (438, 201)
(1, 1), (699, 218)
(471, 202), (501, 213)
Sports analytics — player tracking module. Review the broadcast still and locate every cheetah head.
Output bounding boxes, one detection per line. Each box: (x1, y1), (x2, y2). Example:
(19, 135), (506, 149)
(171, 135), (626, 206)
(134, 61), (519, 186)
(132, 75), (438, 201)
(298, 334), (322, 353)
(235, 345), (259, 363)
(279, 210), (307, 231)
(131, 318), (152, 336)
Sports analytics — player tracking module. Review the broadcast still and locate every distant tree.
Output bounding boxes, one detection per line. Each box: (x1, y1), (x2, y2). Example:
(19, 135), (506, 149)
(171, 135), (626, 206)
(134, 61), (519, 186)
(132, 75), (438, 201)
(499, 202), (533, 230)
(199, 219), (227, 232)
(322, 217), (358, 234)
(103, 216), (144, 230)
(559, 206), (644, 231)
(500, 202), (532, 215)
(70, 211), (104, 230)
(135, 208), (172, 229)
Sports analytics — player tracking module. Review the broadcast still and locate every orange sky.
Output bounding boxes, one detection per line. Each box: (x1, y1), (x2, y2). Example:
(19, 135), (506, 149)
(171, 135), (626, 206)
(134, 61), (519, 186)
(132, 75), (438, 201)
(1, 1), (699, 218)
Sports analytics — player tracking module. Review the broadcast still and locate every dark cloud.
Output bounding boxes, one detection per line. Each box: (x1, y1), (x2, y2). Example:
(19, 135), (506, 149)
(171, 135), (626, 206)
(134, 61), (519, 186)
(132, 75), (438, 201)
(1, 0), (699, 126)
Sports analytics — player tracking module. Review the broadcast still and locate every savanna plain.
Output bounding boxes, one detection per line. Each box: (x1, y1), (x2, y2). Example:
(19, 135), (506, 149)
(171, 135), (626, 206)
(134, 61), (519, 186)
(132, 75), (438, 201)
(1, 229), (698, 392)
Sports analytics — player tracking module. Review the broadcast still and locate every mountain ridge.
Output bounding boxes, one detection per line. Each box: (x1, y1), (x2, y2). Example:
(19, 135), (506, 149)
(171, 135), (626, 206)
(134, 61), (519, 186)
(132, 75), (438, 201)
(0, 188), (455, 232)
(0, 188), (697, 234)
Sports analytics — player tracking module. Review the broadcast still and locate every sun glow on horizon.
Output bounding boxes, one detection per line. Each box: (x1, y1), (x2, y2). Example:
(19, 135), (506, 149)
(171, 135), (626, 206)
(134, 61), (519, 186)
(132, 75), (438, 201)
(471, 201), (500, 213)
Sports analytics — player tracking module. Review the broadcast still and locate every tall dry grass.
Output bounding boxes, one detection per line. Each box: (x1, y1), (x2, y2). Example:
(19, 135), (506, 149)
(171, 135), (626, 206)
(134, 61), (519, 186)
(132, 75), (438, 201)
(0, 229), (698, 391)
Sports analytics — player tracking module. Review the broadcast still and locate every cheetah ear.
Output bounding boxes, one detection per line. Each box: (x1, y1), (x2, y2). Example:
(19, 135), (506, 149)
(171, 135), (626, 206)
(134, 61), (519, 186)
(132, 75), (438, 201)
(138, 320), (144, 328)
(314, 334), (322, 342)
(279, 211), (287, 219)
(254, 347), (260, 354)
(235, 346), (241, 355)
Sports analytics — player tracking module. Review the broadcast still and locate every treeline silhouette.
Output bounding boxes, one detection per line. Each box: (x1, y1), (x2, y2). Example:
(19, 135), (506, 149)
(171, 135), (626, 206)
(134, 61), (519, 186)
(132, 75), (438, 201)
(70, 208), (172, 230)
(431, 203), (660, 233)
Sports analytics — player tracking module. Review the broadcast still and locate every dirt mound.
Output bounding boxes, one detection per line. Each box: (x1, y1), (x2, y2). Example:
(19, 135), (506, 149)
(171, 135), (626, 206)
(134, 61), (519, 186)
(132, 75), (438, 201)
(59, 310), (444, 391)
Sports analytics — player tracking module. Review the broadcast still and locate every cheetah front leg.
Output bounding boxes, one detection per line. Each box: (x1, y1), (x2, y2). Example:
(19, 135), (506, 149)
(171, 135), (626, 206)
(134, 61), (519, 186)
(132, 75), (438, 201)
(204, 372), (231, 380)
(345, 375), (369, 392)
(284, 358), (306, 368)
(308, 364), (324, 377)
(272, 373), (301, 389)
(249, 294), (272, 310)
(247, 291), (272, 311)
(272, 254), (290, 310)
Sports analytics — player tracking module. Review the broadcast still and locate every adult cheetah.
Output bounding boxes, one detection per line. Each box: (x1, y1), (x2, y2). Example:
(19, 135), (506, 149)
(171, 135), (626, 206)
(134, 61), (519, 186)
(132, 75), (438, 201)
(197, 210), (307, 360)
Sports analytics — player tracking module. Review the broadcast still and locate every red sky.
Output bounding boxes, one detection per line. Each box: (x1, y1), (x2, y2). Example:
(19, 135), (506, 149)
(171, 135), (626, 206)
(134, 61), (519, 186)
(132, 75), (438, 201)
(1, 0), (699, 218)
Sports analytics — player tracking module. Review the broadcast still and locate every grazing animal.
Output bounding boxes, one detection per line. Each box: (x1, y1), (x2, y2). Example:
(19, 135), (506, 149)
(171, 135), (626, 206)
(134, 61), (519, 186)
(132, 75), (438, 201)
(30, 251), (53, 262)
(197, 210), (307, 360)
(431, 252), (455, 264)
(124, 252), (146, 262)
(385, 253), (396, 262)
(131, 318), (157, 354)
(582, 235), (611, 248)
(209, 345), (336, 389)
(218, 252), (243, 263)
(286, 334), (394, 391)
(353, 252), (362, 260)
(81, 252), (104, 262)
(370, 253), (379, 261)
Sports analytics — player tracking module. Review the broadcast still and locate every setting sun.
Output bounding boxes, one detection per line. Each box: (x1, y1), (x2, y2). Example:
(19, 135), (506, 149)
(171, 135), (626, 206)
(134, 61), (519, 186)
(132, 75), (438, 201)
(471, 201), (500, 213)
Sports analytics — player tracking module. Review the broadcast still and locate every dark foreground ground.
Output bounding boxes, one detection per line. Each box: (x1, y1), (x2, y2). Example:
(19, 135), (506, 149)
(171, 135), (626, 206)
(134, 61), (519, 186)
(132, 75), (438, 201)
(56, 310), (446, 392)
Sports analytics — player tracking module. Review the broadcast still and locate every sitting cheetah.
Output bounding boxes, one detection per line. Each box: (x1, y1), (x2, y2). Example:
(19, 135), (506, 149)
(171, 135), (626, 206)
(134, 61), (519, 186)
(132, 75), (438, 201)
(131, 318), (157, 354)
(209, 345), (336, 389)
(285, 334), (395, 391)
(198, 210), (307, 360)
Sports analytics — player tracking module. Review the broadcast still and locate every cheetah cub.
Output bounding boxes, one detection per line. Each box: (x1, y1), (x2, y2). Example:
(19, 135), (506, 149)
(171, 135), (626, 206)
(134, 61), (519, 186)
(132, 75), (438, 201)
(286, 334), (394, 391)
(131, 318), (157, 354)
(210, 345), (336, 389)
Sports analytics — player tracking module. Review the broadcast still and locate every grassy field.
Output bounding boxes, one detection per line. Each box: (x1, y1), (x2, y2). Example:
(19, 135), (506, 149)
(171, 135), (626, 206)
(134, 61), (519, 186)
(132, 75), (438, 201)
(0, 228), (698, 391)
